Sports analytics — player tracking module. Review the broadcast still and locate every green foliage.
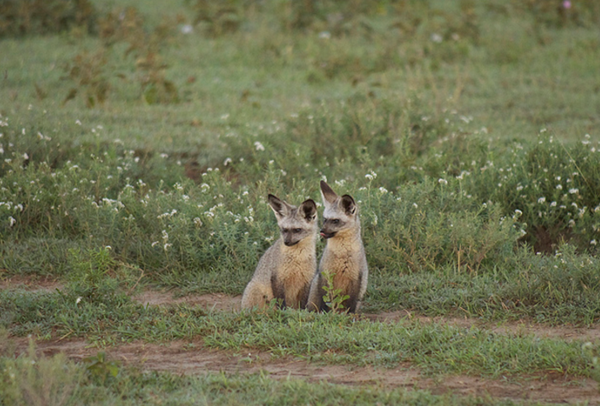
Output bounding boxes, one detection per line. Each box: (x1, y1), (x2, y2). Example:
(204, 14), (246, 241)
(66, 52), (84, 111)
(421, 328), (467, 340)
(463, 134), (600, 253)
(0, 339), (84, 406)
(62, 50), (110, 108)
(321, 269), (350, 312)
(0, 293), (593, 378)
(0, 336), (535, 406)
(0, 0), (96, 38)
(64, 247), (133, 305)
(513, 0), (600, 28)
(368, 245), (600, 324)
(189, 0), (250, 37)
(82, 352), (120, 385)
(59, 5), (179, 107)
(583, 341), (600, 386)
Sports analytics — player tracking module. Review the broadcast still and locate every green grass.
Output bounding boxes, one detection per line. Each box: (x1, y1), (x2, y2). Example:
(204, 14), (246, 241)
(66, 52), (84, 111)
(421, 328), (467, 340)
(0, 289), (592, 378)
(0, 337), (546, 406)
(2, 0), (600, 402)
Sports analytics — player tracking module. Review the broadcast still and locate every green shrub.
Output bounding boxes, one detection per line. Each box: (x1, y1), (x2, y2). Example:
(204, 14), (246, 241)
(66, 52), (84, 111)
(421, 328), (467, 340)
(513, 0), (600, 28)
(0, 0), (96, 38)
(463, 134), (600, 253)
(0, 340), (84, 406)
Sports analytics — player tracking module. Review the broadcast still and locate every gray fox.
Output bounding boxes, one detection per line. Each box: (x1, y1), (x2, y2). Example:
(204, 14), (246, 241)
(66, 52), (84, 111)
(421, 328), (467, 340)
(241, 194), (318, 309)
(307, 181), (368, 313)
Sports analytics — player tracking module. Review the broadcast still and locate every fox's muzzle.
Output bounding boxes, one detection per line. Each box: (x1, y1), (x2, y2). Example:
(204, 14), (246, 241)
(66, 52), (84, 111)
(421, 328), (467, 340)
(320, 230), (336, 239)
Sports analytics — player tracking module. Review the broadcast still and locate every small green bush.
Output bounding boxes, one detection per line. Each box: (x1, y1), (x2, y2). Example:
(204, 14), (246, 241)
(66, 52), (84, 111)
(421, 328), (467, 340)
(0, 0), (96, 38)
(0, 340), (84, 406)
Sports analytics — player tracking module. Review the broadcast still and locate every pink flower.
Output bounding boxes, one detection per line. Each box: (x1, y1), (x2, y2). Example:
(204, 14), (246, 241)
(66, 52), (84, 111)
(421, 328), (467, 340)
(563, 1), (572, 9)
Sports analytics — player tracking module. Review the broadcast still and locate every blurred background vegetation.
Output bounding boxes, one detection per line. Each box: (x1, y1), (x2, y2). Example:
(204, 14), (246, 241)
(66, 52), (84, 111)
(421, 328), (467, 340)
(1, 0), (600, 323)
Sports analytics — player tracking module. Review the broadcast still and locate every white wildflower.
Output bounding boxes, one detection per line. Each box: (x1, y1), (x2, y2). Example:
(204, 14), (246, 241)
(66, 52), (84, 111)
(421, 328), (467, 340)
(224, 157), (232, 166)
(379, 186), (388, 194)
(569, 188), (579, 194)
(254, 141), (265, 151)
(591, 240), (597, 246)
(438, 178), (448, 185)
(430, 33), (443, 43)
(537, 197), (546, 204)
(365, 171), (377, 180)
(9, 216), (16, 227)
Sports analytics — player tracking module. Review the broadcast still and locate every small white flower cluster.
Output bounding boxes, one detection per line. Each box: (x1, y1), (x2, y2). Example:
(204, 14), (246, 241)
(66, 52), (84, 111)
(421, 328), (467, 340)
(365, 170), (377, 181)
(157, 209), (178, 220)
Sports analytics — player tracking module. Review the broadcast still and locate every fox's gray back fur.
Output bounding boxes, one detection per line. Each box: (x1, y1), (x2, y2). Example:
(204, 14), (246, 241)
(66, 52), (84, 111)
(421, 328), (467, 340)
(241, 194), (318, 310)
(307, 181), (368, 313)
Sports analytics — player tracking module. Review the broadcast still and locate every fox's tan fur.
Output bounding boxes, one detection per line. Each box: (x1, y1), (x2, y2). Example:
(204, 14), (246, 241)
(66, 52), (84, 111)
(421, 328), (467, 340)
(241, 195), (318, 310)
(307, 181), (368, 313)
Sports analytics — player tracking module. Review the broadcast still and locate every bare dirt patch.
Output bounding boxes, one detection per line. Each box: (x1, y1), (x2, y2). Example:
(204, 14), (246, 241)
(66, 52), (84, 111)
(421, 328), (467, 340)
(0, 275), (62, 292)
(365, 311), (600, 342)
(10, 338), (600, 405)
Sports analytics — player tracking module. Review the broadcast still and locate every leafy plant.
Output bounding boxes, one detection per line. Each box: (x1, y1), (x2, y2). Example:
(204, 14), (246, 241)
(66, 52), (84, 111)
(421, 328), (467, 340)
(189, 0), (249, 37)
(0, 0), (96, 38)
(83, 352), (120, 385)
(514, 0), (600, 28)
(62, 50), (110, 108)
(0, 339), (84, 406)
(321, 269), (350, 313)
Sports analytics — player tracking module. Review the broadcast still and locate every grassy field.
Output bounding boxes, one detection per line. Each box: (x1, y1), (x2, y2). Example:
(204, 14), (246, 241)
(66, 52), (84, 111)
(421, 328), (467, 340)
(1, 0), (600, 404)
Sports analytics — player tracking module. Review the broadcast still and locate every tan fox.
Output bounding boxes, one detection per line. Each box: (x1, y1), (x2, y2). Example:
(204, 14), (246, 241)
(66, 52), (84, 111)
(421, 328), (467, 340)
(241, 194), (318, 310)
(307, 181), (368, 313)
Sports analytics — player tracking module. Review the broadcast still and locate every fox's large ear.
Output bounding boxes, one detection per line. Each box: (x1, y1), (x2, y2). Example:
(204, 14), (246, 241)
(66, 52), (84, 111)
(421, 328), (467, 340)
(320, 180), (338, 205)
(340, 194), (357, 216)
(299, 199), (317, 222)
(268, 194), (290, 218)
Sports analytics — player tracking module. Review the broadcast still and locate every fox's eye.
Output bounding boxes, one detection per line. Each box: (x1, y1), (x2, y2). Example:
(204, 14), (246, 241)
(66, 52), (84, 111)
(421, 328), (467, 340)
(282, 228), (289, 233)
(331, 219), (340, 225)
(293, 228), (302, 233)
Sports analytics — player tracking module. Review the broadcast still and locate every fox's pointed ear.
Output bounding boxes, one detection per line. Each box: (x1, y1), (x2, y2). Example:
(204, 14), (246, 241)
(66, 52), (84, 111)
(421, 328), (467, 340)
(268, 194), (290, 218)
(340, 194), (357, 216)
(300, 199), (317, 222)
(320, 180), (338, 205)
